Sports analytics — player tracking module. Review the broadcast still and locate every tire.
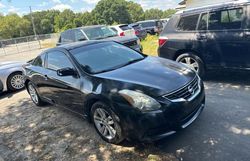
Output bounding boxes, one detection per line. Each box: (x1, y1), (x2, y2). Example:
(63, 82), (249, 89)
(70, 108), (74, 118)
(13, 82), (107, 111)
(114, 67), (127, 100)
(7, 72), (25, 91)
(27, 82), (46, 106)
(176, 53), (205, 77)
(91, 101), (124, 144)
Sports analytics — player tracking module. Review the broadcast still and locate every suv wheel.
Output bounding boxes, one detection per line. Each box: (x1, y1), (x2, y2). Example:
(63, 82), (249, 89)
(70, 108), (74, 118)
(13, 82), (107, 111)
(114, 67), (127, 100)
(176, 53), (205, 77)
(91, 101), (124, 144)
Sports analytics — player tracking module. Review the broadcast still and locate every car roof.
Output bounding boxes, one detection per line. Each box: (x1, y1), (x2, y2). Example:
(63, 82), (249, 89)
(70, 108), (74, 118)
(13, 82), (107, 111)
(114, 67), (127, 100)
(137, 20), (158, 23)
(111, 24), (127, 27)
(177, 0), (250, 15)
(63, 25), (106, 32)
(46, 40), (110, 52)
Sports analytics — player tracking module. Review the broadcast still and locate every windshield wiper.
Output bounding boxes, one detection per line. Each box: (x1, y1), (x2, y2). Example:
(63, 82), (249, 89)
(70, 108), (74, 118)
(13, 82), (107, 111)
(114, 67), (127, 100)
(95, 58), (145, 74)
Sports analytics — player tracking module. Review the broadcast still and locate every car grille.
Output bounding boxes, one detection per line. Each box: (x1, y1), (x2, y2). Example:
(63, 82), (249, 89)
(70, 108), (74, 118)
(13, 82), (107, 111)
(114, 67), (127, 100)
(124, 40), (137, 47)
(163, 76), (200, 101)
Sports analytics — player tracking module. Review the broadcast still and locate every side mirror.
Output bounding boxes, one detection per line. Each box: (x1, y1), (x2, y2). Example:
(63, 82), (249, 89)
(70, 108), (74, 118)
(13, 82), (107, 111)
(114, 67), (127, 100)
(57, 67), (77, 77)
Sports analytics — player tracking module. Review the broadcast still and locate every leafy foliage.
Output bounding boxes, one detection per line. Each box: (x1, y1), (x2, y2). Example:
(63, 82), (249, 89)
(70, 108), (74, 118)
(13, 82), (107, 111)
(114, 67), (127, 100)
(0, 0), (176, 39)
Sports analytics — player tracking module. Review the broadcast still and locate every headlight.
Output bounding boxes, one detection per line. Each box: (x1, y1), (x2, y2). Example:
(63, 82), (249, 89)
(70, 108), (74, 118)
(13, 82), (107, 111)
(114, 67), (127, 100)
(119, 89), (161, 111)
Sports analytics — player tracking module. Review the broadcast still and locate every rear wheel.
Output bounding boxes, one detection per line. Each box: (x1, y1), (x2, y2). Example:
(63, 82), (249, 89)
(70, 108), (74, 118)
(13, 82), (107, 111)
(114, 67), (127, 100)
(176, 53), (205, 77)
(27, 82), (45, 106)
(7, 72), (24, 91)
(91, 101), (124, 144)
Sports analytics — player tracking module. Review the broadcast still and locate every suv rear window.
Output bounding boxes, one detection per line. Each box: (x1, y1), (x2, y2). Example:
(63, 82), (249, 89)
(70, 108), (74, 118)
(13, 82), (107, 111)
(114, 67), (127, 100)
(208, 8), (243, 30)
(177, 14), (200, 31)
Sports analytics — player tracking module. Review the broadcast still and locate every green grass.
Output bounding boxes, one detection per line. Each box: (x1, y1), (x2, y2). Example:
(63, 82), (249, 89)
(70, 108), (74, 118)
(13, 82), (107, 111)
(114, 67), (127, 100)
(141, 34), (159, 56)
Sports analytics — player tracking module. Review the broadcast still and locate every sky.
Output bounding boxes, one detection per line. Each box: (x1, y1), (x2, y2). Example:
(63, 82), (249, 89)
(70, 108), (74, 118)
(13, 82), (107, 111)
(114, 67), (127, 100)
(0, 0), (180, 16)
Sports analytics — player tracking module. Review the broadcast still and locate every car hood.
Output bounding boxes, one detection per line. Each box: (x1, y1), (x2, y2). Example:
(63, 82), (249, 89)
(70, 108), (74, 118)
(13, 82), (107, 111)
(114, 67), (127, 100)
(0, 61), (24, 70)
(95, 57), (196, 96)
(104, 35), (138, 43)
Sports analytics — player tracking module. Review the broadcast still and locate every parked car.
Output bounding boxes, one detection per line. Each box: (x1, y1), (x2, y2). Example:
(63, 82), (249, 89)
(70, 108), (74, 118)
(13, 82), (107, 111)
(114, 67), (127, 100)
(128, 23), (147, 40)
(0, 61), (25, 93)
(158, 1), (250, 77)
(160, 18), (170, 27)
(137, 20), (163, 35)
(57, 25), (142, 52)
(110, 24), (136, 37)
(23, 40), (205, 144)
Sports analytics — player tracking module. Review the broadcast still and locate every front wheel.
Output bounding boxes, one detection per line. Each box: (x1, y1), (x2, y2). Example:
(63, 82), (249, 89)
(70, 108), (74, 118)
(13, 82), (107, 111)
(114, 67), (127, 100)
(7, 72), (25, 91)
(176, 53), (205, 77)
(91, 102), (124, 144)
(27, 82), (46, 106)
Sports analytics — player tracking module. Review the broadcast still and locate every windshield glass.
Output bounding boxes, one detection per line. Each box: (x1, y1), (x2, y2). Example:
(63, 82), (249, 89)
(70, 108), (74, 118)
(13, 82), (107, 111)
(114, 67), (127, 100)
(71, 42), (145, 74)
(82, 26), (118, 40)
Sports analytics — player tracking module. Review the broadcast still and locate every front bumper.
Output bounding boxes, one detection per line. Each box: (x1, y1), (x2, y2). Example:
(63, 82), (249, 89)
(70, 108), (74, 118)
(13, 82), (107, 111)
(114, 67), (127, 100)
(115, 83), (205, 142)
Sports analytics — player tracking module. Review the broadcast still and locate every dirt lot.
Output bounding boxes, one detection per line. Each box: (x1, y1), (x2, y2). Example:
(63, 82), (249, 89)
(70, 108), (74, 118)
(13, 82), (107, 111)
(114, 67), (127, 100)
(1, 71), (250, 161)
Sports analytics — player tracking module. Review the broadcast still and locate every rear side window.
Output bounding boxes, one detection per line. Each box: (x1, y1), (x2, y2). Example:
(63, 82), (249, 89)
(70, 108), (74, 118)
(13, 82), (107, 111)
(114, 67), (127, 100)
(140, 21), (156, 28)
(61, 30), (75, 43)
(208, 8), (243, 30)
(33, 54), (46, 67)
(74, 29), (86, 41)
(110, 27), (118, 34)
(47, 51), (74, 71)
(177, 14), (200, 31)
(198, 13), (208, 30)
(119, 25), (131, 31)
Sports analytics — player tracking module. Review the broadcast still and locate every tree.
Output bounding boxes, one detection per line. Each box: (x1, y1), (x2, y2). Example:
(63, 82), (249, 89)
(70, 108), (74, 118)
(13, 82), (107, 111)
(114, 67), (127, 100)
(54, 9), (75, 32)
(0, 13), (32, 38)
(144, 9), (164, 20)
(126, 1), (144, 22)
(162, 9), (176, 18)
(41, 19), (53, 34)
(92, 0), (131, 25)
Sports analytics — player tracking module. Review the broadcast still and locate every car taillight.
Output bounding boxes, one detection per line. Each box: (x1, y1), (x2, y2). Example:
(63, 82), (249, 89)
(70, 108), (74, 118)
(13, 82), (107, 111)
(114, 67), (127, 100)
(120, 32), (125, 36)
(158, 37), (168, 47)
(135, 30), (139, 35)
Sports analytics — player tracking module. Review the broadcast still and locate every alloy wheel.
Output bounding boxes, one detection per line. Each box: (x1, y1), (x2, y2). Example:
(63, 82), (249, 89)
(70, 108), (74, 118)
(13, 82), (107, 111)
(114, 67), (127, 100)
(179, 57), (199, 72)
(93, 108), (116, 140)
(28, 84), (39, 104)
(10, 74), (24, 90)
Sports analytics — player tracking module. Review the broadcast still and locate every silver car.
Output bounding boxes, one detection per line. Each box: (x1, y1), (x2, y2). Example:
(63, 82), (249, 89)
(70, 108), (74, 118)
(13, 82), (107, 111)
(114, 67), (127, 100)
(0, 61), (25, 92)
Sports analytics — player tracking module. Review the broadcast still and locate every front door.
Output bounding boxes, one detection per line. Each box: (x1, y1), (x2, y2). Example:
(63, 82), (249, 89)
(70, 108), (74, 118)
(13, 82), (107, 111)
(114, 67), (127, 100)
(45, 50), (84, 112)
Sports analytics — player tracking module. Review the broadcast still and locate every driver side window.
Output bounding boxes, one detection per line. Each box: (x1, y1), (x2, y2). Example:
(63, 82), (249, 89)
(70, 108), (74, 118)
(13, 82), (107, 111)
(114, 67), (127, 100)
(47, 51), (74, 71)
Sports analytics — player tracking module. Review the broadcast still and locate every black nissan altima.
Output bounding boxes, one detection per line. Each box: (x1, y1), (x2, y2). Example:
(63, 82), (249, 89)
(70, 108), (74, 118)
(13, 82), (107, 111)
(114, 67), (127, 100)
(23, 41), (205, 144)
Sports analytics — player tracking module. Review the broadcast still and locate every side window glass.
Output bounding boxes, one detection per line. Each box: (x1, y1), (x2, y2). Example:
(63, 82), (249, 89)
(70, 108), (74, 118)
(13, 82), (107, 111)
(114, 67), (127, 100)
(75, 30), (86, 41)
(208, 8), (243, 30)
(177, 14), (200, 31)
(61, 30), (74, 43)
(110, 27), (118, 34)
(198, 13), (208, 30)
(33, 54), (45, 67)
(47, 51), (74, 71)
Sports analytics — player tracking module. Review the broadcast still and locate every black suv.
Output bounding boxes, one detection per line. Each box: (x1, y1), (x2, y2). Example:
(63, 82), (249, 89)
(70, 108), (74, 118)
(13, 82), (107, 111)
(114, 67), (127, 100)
(158, 1), (250, 76)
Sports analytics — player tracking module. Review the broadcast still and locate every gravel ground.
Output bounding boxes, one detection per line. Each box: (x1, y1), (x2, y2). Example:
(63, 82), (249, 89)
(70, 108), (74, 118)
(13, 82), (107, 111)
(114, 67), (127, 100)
(0, 71), (250, 161)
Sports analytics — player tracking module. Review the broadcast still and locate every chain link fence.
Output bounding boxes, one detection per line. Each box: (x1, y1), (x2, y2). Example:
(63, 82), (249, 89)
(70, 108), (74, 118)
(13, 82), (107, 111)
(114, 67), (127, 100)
(0, 33), (59, 56)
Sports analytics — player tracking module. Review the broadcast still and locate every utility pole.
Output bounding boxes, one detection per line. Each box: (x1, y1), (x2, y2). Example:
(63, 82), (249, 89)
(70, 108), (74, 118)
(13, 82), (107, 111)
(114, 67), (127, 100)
(29, 6), (41, 48)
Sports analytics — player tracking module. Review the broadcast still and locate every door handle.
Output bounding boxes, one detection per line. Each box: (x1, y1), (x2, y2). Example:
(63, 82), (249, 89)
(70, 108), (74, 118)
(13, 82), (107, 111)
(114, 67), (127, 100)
(43, 75), (48, 80)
